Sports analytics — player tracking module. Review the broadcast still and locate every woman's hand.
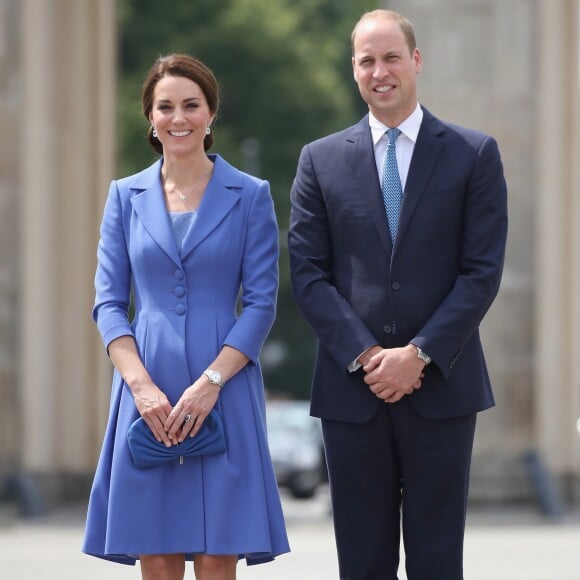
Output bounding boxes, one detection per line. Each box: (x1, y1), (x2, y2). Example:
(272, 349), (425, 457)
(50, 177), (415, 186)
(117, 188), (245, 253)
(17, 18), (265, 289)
(132, 381), (173, 447)
(165, 376), (220, 444)
(107, 336), (174, 445)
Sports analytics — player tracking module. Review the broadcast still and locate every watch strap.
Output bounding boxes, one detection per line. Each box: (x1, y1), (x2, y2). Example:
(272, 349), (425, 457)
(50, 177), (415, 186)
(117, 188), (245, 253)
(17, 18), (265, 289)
(415, 346), (431, 365)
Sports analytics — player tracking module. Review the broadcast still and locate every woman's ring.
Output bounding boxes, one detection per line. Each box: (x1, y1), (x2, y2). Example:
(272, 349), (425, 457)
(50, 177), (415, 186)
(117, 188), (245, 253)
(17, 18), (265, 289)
(184, 414), (192, 423)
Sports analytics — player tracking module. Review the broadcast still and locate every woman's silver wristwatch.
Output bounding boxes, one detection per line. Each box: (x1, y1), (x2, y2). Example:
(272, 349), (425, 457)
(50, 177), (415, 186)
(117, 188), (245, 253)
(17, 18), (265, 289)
(203, 368), (225, 388)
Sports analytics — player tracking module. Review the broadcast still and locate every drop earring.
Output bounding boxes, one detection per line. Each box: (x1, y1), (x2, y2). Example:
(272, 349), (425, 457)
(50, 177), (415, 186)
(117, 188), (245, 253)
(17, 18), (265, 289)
(152, 128), (158, 138)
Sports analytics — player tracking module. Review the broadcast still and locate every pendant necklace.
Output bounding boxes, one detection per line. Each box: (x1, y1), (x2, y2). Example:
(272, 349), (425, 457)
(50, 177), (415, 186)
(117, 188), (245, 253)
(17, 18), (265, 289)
(163, 167), (212, 206)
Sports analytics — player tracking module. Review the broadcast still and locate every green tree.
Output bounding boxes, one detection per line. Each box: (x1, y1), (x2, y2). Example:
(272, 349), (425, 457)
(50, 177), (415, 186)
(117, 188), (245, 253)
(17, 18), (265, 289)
(117, 0), (375, 398)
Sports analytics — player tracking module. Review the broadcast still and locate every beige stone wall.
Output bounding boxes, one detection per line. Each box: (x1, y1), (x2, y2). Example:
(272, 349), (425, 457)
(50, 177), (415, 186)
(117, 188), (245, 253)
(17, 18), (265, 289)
(387, 0), (580, 501)
(0, 0), (578, 507)
(0, 0), (116, 505)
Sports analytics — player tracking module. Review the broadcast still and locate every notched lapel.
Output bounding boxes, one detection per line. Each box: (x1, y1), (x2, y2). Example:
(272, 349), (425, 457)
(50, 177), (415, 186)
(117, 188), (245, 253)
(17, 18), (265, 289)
(180, 178), (240, 260)
(395, 113), (446, 251)
(130, 161), (182, 266)
(347, 120), (392, 256)
(129, 155), (243, 265)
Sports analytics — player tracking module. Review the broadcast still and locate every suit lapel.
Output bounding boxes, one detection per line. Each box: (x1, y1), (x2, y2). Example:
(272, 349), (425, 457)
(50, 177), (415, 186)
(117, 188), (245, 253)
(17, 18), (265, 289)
(180, 155), (241, 261)
(130, 160), (182, 266)
(346, 117), (393, 256)
(394, 108), (446, 254)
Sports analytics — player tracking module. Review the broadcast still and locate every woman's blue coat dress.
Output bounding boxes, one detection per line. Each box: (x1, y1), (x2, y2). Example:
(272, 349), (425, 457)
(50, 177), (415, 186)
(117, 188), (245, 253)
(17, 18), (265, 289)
(82, 155), (290, 565)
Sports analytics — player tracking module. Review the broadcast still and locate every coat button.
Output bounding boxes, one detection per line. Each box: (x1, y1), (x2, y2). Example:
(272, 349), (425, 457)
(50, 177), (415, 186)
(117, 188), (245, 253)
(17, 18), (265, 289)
(383, 324), (392, 334)
(174, 269), (184, 280)
(175, 304), (186, 315)
(174, 286), (185, 297)
(391, 282), (400, 291)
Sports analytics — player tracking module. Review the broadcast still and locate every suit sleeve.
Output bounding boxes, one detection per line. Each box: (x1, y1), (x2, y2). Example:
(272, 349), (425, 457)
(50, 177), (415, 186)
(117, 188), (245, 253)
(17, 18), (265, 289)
(289, 145), (378, 371)
(223, 180), (279, 365)
(411, 136), (508, 378)
(92, 180), (135, 350)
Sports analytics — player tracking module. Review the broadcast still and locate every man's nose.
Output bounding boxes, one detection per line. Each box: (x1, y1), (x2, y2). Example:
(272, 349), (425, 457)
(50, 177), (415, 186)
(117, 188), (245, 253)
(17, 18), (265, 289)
(372, 62), (390, 79)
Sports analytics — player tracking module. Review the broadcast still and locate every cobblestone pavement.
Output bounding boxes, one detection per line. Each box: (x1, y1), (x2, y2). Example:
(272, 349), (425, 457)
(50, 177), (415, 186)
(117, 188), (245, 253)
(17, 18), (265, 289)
(1, 489), (579, 579)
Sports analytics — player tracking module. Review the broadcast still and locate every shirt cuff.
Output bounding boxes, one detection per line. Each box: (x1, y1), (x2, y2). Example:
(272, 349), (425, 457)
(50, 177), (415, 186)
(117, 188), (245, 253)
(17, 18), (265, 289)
(347, 347), (375, 373)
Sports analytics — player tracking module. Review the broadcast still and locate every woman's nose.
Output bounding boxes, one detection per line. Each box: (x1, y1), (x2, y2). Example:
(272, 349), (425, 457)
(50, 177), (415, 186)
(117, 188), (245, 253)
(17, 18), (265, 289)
(173, 108), (185, 123)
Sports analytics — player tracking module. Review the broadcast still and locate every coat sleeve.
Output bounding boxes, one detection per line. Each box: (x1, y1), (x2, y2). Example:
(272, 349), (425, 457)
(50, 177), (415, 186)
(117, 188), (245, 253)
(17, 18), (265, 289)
(223, 180), (279, 365)
(410, 135), (508, 377)
(92, 180), (135, 351)
(288, 144), (378, 371)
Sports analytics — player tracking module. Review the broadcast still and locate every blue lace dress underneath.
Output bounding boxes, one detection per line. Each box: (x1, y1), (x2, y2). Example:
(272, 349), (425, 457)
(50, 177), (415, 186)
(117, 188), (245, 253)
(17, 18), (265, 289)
(169, 211), (197, 252)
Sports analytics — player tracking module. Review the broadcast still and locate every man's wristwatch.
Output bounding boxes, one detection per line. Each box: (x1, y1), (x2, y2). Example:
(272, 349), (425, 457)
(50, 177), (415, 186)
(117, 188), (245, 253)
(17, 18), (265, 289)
(203, 369), (225, 388)
(415, 346), (431, 366)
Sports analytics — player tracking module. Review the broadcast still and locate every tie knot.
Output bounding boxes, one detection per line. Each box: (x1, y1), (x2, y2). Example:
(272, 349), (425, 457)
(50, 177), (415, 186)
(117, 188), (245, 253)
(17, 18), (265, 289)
(387, 128), (401, 144)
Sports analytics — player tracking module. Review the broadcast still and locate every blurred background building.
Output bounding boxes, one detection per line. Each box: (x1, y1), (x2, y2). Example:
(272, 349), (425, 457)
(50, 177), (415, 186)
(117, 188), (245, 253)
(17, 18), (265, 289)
(0, 0), (578, 515)
(0, 0), (115, 513)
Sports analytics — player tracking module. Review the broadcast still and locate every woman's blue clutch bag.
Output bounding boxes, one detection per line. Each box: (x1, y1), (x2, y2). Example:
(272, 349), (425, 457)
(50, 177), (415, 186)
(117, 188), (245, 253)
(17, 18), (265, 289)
(127, 409), (226, 469)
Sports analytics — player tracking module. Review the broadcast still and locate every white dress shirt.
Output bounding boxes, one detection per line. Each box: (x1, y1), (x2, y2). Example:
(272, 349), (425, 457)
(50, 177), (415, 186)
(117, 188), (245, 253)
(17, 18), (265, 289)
(347, 103), (424, 372)
(369, 103), (423, 190)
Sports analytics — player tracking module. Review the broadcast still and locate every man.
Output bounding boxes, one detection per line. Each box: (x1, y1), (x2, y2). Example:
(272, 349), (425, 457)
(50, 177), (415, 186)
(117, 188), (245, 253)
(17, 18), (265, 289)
(288, 9), (508, 580)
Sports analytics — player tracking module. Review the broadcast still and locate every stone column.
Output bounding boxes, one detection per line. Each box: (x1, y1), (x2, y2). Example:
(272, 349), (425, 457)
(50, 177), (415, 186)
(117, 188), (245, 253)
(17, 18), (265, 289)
(535, 0), (580, 498)
(18, 0), (115, 503)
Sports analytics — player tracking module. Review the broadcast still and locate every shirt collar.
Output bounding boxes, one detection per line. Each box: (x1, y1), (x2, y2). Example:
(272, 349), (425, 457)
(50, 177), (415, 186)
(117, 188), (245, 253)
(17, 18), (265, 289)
(369, 103), (424, 146)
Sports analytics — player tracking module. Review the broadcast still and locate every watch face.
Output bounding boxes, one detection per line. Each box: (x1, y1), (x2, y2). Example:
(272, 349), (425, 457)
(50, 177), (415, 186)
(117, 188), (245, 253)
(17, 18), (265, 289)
(206, 369), (223, 385)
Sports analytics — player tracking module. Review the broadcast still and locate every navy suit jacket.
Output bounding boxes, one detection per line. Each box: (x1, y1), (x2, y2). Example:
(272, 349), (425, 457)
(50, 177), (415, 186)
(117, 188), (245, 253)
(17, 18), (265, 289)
(289, 108), (508, 422)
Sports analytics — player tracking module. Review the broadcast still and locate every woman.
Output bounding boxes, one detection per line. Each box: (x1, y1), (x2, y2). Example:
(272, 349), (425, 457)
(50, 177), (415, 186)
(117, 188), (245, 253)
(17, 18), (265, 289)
(83, 54), (289, 580)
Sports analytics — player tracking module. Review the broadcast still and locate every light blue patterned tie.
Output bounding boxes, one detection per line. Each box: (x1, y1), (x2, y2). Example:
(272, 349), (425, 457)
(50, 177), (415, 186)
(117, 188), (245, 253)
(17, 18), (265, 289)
(381, 128), (403, 242)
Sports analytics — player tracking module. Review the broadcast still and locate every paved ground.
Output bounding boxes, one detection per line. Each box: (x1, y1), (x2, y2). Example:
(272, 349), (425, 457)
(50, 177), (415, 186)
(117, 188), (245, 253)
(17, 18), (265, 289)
(1, 488), (579, 579)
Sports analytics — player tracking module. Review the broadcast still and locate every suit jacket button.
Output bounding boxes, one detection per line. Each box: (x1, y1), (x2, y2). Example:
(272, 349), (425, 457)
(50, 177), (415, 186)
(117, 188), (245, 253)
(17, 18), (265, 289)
(383, 324), (392, 334)
(174, 285), (185, 297)
(175, 304), (186, 315)
(174, 269), (184, 280)
(391, 282), (400, 291)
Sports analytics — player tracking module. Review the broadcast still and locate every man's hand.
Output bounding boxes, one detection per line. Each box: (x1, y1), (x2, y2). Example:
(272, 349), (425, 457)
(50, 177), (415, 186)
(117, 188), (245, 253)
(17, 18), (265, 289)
(363, 344), (425, 403)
